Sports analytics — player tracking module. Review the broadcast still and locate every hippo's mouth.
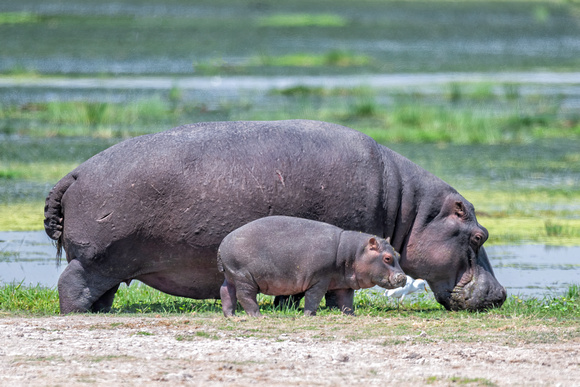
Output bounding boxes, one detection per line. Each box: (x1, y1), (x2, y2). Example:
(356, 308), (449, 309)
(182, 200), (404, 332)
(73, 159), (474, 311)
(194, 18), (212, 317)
(445, 267), (506, 312)
(448, 269), (474, 310)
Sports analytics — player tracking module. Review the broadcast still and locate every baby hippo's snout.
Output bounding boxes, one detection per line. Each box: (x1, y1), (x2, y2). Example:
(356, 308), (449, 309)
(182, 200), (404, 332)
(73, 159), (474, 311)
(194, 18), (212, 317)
(391, 272), (407, 288)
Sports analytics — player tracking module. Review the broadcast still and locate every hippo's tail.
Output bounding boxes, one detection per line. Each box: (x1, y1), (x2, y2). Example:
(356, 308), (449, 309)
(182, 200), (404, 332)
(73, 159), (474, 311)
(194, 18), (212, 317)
(216, 248), (225, 272)
(44, 173), (75, 263)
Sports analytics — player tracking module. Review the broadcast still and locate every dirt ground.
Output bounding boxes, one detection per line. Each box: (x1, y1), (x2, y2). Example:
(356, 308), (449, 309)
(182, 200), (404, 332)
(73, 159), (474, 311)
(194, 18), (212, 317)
(1, 315), (578, 386)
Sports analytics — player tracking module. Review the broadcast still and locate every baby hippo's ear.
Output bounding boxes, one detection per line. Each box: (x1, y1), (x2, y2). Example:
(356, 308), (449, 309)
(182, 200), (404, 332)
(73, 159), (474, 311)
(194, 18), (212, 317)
(368, 237), (379, 251)
(385, 236), (391, 244)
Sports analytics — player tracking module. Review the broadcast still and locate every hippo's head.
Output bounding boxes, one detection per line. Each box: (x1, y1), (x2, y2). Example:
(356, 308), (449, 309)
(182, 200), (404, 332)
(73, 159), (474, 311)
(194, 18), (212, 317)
(358, 237), (407, 289)
(402, 193), (507, 311)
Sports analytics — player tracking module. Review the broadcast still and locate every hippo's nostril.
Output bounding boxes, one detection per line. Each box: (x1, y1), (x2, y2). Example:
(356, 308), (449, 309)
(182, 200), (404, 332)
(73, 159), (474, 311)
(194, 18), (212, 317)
(496, 286), (507, 304)
(393, 274), (406, 287)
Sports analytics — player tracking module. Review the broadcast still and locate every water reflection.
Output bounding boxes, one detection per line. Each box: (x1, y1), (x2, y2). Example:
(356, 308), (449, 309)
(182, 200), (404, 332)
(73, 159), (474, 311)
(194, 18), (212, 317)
(0, 231), (577, 298)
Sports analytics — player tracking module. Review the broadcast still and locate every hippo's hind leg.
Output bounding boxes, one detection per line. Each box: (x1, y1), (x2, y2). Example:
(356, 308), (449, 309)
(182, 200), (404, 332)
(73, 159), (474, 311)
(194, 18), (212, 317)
(220, 279), (237, 317)
(234, 280), (261, 317)
(58, 259), (122, 314)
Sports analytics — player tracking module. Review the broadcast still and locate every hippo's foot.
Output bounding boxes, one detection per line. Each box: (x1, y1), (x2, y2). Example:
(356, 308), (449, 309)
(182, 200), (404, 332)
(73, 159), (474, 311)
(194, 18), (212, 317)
(326, 289), (355, 314)
(58, 259), (122, 314)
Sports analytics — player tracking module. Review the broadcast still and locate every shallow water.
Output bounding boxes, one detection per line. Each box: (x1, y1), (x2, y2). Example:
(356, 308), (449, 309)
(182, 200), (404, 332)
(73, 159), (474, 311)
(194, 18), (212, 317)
(1, 231), (577, 298)
(0, 231), (64, 288)
(1, 73), (580, 109)
(491, 245), (580, 297)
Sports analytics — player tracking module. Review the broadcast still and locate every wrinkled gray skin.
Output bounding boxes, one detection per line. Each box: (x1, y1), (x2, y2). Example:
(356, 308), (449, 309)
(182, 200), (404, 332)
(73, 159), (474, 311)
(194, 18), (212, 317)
(217, 216), (407, 317)
(44, 120), (506, 314)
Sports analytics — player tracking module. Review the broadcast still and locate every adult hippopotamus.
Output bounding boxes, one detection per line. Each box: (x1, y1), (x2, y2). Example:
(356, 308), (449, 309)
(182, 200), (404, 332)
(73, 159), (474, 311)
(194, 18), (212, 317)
(44, 119), (506, 314)
(217, 216), (407, 317)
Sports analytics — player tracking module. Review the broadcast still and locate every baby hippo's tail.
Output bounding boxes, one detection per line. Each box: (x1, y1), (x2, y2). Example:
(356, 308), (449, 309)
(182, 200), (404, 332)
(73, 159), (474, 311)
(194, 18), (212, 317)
(44, 172), (76, 262)
(216, 248), (225, 272)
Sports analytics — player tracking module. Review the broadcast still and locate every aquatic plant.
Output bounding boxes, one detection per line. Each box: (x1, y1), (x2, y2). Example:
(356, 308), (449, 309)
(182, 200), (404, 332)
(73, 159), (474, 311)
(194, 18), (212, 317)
(0, 12), (39, 25)
(256, 13), (348, 28)
(250, 50), (371, 68)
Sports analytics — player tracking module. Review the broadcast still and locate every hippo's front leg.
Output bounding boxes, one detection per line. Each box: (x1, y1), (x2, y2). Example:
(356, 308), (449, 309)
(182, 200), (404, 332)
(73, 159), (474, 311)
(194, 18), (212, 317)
(304, 280), (331, 316)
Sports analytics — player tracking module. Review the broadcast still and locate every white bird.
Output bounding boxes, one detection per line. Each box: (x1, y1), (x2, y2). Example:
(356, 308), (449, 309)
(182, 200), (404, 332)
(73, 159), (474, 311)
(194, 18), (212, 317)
(384, 275), (428, 304)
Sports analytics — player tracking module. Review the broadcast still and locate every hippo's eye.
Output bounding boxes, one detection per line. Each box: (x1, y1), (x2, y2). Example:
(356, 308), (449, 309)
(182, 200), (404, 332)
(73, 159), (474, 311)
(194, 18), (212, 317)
(383, 254), (393, 265)
(471, 233), (485, 248)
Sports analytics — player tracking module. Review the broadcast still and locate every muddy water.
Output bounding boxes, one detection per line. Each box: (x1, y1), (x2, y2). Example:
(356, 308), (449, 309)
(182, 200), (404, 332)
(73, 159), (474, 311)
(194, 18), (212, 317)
(1, 231), (577, 298)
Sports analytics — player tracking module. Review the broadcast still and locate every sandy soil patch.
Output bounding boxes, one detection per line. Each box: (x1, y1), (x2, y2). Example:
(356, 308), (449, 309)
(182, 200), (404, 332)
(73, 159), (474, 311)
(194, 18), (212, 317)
(0, 315), (578, 386)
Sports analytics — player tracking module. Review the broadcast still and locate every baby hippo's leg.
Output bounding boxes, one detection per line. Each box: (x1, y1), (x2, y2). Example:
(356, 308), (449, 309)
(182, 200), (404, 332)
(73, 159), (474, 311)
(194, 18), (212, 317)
(235, 280), (262, 317)
(333, 288), (355, 315)
(220, 279), (237, 317)
(303, 280), (331, 316)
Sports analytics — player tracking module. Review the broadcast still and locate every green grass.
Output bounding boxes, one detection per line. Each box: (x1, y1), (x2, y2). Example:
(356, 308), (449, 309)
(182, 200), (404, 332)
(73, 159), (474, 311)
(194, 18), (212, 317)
(0, 282), (60, 315)
(0, 202), (45, 231)
(447, 376), (496, 386)
(1, 282), (578, 321)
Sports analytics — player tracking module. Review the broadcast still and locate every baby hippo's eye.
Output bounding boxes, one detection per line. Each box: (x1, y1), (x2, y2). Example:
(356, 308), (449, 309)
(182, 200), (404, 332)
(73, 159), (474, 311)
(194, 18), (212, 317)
(383, 253), (393, 265)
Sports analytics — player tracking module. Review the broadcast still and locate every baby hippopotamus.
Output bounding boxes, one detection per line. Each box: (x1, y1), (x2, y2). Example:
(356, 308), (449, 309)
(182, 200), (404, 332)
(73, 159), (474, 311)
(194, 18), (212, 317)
(217, 216), (407, 317)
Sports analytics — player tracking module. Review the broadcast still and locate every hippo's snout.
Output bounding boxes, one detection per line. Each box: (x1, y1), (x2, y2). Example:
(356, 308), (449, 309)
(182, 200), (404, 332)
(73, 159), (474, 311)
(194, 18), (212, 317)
(392, 273), (407, 288)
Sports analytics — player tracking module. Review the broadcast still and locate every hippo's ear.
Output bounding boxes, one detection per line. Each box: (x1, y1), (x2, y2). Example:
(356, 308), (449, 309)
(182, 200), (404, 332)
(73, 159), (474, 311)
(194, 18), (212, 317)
(454, 201), (467, 219)
(385, 236), (391, 244)
(368, 237), (379, 251)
